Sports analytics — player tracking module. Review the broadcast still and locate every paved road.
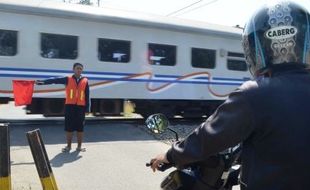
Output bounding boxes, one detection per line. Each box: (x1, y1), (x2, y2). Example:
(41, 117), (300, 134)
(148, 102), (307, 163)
(8, 122), (171, 190)
(2, 103), (239, 190)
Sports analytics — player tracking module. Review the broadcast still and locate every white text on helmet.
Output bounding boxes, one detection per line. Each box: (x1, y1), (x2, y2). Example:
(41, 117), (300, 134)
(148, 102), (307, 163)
(265, 26), (298, 40)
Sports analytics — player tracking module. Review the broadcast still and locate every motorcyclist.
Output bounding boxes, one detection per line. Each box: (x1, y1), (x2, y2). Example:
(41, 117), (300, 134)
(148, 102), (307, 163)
(150, 1), (310, 189)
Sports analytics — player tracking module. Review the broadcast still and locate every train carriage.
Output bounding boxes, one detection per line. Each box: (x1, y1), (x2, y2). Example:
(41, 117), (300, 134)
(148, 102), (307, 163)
(0, 0), (250, 117)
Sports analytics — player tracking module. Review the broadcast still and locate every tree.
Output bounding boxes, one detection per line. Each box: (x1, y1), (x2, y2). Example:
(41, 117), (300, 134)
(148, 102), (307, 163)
(63, 0), (98, 6)
(78, 0), (93, 5)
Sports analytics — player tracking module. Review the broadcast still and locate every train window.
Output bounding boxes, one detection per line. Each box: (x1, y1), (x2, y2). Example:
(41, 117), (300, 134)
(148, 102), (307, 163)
(41, 33), (78, 59)
(227, 52), (244, 58)
(0, 29), (17, 56)
(148, 43), (176, 66)
(191, 48), (216, 69)
(227, 52), (247, 71)
(98, 38), (130, 63)
(227, 60), (248, 71)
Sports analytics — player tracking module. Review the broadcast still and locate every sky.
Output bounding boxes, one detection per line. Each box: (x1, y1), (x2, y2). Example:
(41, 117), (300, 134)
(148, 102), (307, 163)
(64, 0), (310, 27)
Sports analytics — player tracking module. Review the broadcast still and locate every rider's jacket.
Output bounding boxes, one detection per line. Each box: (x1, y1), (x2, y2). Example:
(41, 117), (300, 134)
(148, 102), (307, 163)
(166, 64), (310, 190)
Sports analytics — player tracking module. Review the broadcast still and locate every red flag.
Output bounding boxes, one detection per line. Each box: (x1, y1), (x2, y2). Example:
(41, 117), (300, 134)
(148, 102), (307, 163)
(12, 80), (35, 106)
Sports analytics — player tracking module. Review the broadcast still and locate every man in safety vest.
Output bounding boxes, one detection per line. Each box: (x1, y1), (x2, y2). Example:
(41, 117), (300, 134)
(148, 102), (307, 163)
(36, 63), (90, 152)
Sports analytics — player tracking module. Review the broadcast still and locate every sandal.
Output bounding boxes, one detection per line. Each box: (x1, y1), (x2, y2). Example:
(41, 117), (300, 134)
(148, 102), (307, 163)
(76, 147), (86, 152)
(62, 146), (71, 153)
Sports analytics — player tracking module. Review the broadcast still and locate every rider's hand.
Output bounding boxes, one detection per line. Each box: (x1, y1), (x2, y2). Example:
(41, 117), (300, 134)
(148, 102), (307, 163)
(150, 153), (169, 172)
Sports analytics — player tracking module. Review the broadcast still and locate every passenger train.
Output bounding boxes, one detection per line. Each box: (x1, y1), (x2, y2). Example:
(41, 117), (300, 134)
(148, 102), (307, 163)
(0, 0), (250, 117)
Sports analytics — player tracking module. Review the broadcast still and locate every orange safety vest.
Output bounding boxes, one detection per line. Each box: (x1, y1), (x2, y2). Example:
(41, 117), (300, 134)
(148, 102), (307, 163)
(65, 76), (88, 106)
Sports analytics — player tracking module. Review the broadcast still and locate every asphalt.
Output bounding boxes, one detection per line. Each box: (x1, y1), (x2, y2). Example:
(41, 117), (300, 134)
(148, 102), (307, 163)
(7, 123), (171, 190)
(1, 103), (239, 190)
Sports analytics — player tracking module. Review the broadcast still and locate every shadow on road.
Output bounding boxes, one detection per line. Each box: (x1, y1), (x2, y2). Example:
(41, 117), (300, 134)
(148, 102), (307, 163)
(50, 151), (82, 167)
(9, 123), (155, 146)
(11, 161), (34, 166)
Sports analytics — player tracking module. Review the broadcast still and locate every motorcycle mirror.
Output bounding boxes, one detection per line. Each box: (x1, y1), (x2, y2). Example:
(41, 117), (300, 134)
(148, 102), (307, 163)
(145, 113), (169, 134)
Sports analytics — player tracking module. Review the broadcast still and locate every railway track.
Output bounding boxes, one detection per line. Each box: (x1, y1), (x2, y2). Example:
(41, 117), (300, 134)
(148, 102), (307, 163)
(0, 116), (205, 126)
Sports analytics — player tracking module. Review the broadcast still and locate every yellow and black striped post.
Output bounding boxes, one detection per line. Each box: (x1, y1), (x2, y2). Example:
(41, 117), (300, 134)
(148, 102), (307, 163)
(0, 123), (11, 190)
(26, 129), (58, 190)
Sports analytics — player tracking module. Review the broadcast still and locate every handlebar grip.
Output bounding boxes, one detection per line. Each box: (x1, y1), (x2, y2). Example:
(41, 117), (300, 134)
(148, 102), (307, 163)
(157, 163), (173, 172)
(146, 162), (173, 172)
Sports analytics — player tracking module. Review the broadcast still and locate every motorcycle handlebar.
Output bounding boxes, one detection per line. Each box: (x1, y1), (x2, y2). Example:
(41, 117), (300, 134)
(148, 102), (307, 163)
(146, 162), (174, 172)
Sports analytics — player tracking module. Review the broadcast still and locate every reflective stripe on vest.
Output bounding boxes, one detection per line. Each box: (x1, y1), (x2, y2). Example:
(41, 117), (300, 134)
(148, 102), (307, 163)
(65, 76), (88, 106)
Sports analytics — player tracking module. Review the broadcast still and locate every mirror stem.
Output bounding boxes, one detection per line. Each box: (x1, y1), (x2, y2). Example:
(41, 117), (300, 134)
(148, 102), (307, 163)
(167, 127), (179, 141)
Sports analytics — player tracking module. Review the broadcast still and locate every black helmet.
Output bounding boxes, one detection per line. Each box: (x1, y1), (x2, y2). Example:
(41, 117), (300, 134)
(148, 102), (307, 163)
(242, 1), (310, 77)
